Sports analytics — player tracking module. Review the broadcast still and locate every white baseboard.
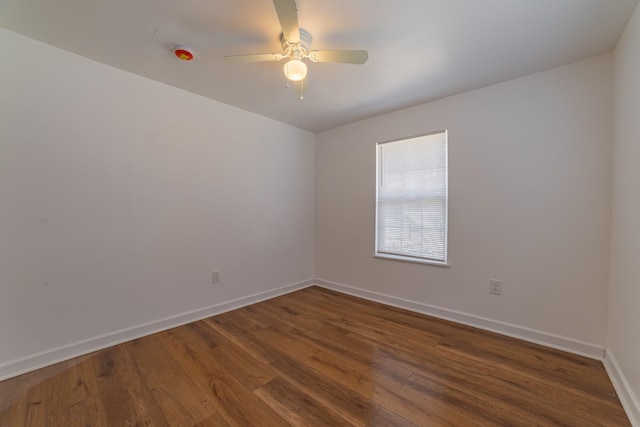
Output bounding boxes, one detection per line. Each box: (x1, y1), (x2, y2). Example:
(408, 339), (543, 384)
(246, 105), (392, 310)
(604, 350), (640, 427)
(314, 278), (605, 360)
(0, 279), (315, 381)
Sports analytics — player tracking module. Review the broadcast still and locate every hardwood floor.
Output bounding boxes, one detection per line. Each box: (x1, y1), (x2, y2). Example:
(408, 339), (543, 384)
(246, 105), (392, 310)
(0, 286), (630, 426)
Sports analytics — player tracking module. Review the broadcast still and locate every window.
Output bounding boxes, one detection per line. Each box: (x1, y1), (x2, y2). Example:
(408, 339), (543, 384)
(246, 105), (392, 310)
(375, 130), (448, 265)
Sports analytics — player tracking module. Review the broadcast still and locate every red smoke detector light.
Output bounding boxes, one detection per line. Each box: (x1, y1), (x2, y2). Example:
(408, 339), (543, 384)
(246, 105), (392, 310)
(174, 47), (194, 61)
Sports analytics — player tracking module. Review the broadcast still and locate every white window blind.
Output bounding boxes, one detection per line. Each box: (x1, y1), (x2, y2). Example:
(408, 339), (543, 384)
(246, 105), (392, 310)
(376, 131), (448, 264)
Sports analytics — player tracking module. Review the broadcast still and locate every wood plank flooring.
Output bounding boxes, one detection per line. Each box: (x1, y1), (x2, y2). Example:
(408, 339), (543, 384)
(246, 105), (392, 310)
(0, 286), (630, 426)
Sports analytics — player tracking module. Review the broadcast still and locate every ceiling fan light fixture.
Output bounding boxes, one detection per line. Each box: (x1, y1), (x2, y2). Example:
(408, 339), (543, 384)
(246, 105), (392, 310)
(284, 59), (307, 81)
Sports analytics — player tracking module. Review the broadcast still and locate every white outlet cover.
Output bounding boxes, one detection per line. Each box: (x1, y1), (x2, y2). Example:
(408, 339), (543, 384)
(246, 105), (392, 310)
(490, 279), (502, 295)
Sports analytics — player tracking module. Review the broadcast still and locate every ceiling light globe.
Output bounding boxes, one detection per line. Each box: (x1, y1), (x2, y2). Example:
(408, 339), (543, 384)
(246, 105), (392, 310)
(284, 59), (307, 81)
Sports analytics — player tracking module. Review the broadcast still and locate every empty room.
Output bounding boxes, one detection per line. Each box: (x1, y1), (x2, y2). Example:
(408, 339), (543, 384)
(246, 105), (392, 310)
(1, 0), (639, 425)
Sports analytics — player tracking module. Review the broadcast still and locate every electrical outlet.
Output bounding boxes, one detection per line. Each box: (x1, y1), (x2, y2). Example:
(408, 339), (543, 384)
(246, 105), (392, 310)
(489, 279), (502, 295)
(212, 271), (220, 284)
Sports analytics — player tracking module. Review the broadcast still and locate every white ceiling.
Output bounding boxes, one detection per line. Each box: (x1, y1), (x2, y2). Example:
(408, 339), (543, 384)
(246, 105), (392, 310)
(1, 0), (637, 132)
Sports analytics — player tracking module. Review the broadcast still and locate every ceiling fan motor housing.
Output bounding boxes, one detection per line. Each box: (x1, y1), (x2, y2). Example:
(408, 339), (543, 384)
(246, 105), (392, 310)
(281, 28), (312, 58)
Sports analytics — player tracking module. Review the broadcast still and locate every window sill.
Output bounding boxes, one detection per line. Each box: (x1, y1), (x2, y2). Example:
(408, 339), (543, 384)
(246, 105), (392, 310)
(374, 253), (450, 267)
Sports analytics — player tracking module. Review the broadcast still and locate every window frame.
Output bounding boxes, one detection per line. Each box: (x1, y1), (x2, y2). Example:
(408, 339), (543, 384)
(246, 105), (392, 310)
(374, 130), (449, 267)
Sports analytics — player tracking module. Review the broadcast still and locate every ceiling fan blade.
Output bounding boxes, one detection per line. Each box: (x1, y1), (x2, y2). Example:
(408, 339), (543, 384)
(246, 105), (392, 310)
(273, 0), (300, 43)
(223, 53), (284, 63)
(309, 49), (369, 64)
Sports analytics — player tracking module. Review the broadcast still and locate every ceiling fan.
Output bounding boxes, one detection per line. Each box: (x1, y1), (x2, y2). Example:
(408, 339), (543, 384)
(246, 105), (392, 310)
(223, 0), (368, 85)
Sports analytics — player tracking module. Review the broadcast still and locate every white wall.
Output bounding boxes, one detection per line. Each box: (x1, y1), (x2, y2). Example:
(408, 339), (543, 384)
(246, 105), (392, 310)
(316, 55), (612, 349)
(0, 28), (315, 370)
(609, 2), (640, 422)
